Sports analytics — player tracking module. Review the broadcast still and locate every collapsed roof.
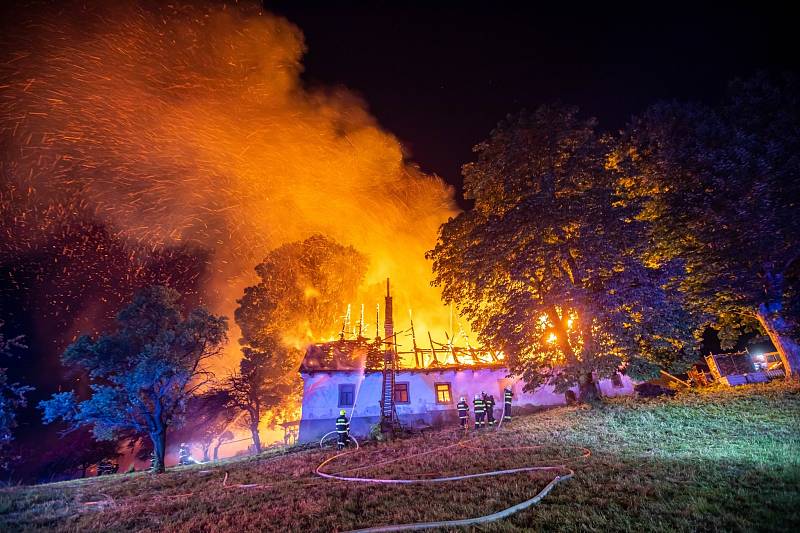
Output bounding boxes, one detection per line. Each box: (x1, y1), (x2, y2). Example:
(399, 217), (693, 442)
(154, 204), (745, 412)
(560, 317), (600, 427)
(299, 338), (376, 372)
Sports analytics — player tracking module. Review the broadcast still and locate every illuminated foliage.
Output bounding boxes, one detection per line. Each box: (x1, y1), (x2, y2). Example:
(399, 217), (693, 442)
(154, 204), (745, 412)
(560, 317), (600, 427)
(429, 105), (694, 397)
(615, 73), (800, 376)
(235, 235), (367, 423)
(39, 286), (228, 473)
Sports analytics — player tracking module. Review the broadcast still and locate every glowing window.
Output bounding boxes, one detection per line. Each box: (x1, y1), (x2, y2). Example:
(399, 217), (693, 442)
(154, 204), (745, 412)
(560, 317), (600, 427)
(338, 384), (355, 407)
(395, 382), (410, 404)
(435, 382), (452, 404)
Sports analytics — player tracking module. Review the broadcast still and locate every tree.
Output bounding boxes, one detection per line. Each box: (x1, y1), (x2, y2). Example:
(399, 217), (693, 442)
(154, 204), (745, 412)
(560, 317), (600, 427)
(173, 390), (237, 462)
(235, 234), (367, 421)
(195, 398), (236, 462)
(213, 430), (234, 461)
(428, 105), (694, 400)
(39, 286), (228, 473)
(615, 74), (800, 376)
(1, 320), (31, 466)
(197, 417), (229, 462)
(222, 342), (293, 453)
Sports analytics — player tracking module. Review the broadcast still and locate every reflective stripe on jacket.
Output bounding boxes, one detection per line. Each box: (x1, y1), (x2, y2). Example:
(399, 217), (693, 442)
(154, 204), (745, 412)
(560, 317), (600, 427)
(473, 399), (485, 413)
(504, 390), (513, 403)
(457, 401), (469, 416)
(336, 416), (349, 433)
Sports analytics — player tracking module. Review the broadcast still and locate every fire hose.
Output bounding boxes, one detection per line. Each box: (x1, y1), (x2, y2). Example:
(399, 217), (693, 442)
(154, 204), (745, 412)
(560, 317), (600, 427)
(319, 431), (360, 450)
(314, 434), (590, 532)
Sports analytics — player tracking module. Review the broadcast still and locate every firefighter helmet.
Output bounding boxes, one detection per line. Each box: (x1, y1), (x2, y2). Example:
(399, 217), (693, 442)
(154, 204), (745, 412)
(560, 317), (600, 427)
(340, 409), (346, 416)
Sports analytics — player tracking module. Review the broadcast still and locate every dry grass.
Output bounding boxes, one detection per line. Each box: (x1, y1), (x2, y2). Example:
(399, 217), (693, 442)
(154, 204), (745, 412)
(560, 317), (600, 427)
(2, 381), (799, 532)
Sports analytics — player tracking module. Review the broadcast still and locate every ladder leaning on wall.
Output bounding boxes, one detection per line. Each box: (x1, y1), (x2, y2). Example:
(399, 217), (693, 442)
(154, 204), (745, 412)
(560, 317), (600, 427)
(379, 278), (402, 434)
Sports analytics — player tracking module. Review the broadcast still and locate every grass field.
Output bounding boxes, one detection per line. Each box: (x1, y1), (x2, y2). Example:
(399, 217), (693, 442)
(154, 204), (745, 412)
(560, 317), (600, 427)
(2, 382), (799, 532)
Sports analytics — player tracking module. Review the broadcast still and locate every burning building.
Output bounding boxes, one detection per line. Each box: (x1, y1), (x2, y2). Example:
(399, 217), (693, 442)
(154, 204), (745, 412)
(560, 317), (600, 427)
(296, 280), (635, 443)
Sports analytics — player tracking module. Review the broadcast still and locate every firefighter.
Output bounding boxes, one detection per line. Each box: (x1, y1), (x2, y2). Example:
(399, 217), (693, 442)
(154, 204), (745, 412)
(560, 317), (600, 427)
(485, 393), (496, 427)
(457, 396), (469, 429)
(336, 409), (350, 450)
(503, 386), (513, 423)
(473, 394), (485, 429)
(178, 442), (194, 465)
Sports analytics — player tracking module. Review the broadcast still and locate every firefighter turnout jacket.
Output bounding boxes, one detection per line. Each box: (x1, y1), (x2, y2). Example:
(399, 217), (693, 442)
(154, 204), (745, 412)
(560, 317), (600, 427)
(473, 396), (485, 414)
(485, 394), (496, 425)
(336, 414), (349, 435)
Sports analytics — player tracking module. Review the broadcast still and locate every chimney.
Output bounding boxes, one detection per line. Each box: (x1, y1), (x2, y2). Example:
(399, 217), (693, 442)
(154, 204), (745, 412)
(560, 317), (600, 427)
(384, 278), (393, 344)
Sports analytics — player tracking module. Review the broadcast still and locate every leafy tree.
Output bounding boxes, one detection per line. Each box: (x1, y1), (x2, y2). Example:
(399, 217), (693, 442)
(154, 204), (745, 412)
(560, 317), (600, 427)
(195, 395), (237, 462)
(213, 430), (234, 461)
(615, 74), (800, 376)
(197, 417), (230, 462)
(39, 286), (227, 473)
(235, 234), (367, 422)
(428, 105), (694, 400)
(222, 342), (293, 453)
(0, 320), (31, 466)
(172, 390), (237, 462)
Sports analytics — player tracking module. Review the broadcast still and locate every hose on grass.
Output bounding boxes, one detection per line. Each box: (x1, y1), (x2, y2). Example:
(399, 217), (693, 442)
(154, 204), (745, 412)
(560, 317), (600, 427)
(347, 472), (573, 533)
(319, 431), (360, 450)
(314, 431), (590, 532)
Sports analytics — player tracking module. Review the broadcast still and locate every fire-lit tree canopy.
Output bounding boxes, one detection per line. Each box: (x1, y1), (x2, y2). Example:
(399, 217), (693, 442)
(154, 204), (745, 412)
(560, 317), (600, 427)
(428, 105), (695, 399)
(39, 286), (228, 473)
(614, 74), (800, 377)
(235, 234), (368, 419)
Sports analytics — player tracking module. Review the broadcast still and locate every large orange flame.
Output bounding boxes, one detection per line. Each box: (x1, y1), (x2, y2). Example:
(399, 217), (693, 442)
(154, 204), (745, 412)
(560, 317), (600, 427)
(0, 1), (462, 371)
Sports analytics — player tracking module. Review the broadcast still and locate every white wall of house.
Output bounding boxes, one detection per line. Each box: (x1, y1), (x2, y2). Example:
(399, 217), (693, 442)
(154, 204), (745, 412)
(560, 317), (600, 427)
(297, 366), (634, 443)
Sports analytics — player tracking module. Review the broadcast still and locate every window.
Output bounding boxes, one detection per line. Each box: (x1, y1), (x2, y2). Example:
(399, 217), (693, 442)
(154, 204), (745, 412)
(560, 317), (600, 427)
(611, 372), (624, 389)
(435, 382), (452, 404)
(338, 384), (355, 407)
(395, 382), (410, 404)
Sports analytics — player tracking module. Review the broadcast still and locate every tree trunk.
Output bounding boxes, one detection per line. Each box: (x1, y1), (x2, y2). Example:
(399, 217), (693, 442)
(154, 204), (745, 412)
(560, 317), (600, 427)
(756, 303), (800, 378)
(150, 428), (167, 474)
(250, 423), (262, 454)
(213, 442), (222, 461)
(201, 445), (210, 463)
(577, 372), (600, 403)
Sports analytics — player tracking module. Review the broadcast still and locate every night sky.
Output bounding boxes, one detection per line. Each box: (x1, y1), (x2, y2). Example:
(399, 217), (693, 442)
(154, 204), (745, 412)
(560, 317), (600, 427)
(267, 1), (798, 204)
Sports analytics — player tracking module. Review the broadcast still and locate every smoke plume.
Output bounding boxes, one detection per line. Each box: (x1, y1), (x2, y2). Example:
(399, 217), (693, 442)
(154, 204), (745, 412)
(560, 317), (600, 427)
(0, 1), (457, 369)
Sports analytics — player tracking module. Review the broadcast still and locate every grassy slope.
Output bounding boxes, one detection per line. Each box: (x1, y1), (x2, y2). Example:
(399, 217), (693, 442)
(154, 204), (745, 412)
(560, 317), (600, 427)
(2, 382), (799, 532)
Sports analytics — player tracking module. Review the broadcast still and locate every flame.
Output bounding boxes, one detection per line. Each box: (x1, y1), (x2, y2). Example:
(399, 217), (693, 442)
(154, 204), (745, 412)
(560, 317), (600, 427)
(539, 311), (578, 346)
(0, 1), (461, 371)
(303, 287), (321, 300)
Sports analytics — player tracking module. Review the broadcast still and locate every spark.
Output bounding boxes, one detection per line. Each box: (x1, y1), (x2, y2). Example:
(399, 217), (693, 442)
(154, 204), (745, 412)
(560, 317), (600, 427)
(0, 0), (459, 369)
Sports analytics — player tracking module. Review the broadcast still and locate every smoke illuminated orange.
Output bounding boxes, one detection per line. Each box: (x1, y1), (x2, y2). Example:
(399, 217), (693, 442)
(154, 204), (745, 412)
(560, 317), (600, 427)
(0, 1), (461, 371)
